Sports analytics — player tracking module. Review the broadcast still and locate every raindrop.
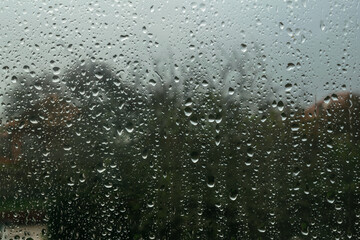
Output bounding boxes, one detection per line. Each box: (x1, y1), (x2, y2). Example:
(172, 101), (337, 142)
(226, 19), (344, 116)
(67, 177), (75, 187)
(120, 35), (129, 41)
(52, 75), (60, 83)
(228, 87), (235, 95)
(190, 151), (199, 163)
(207, 176), (215, 188)
(184, 106), (192, 117)
(291, 123), (299, 132)
(247, 147), (254, 157)
(241, 43), (247, 53)
(97, 167), (106, 174)
(320, 20), (325, 31)
(286, 63), (295, 71)
(63, 145), (72, 151)
(53, 66), (60, 75)
(149, 79), (156, 86)
(324, 96), (331, 104)
(95, 72), (103, 80)
(229, 190), (238, 201)
(125, 122), (134, 133)
(285, 83), (293, 92)
(147, 201), (154, 208)
(11, 76), (18, 83)
(185, 98), (193, 106)
(30, 119), (39, 124)
(23, 65), (30, 72)
(199, 3), (206, 12)
(277, 101), (284, 111)
(279, 22), (284, 30)
(245, 158), (252, 166)
(190, 115), (198, 126)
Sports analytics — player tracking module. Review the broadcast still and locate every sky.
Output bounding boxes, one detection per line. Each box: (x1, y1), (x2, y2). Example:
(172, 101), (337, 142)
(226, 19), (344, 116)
(0, 0), (359, 113)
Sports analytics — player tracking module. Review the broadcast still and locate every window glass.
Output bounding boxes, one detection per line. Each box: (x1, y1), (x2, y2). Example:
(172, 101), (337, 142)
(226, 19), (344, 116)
(0, 0), (359, 239)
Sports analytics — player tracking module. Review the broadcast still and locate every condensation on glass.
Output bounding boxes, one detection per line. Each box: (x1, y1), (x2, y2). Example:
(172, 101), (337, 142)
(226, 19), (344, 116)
(0, 0), (359, 239)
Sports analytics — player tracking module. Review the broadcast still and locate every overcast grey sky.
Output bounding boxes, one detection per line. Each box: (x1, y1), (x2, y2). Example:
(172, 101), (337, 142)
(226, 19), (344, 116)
(0, 0), (359, 111)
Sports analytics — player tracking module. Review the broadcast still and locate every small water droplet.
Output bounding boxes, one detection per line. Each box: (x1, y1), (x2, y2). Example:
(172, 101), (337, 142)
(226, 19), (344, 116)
(95, 72), (103, 80)
(285, 83), (293, 92)
(228, 87), (234, 95)
(64, 145), (72, 151)
(241, 43), (247, 53)
(279, 22), (284, 30)
(149, 79), (156, 86)
(190, 151), (199, 163)
(277, 101), (284, 111)
(286, 63), (295, 71)
(320, 20), (325, 31)
(184, 107), (192, 117)
(23, 65), (30, 72)
(52, 75), (60, 83)
(207, 176), (215, 188)
(53, 66), (60, 75)
(125, 122), (134, 133)
(120, 35), (129, 41)
(11, 76), (18, 83)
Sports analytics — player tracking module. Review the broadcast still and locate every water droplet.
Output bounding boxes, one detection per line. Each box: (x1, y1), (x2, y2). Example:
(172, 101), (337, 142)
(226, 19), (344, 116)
(241, 43), (247, 53)
(185, 98), (193, 106)
(199, 3), (206, 12)
(53, 66), (60, 75)
(95, 72), (103, 80)
(207, 176), (215, 188)
(119, 35), (129, 44)
(320, 20), (325, 31)
(11, 76), (18, 83)
(52, 75), (60, 83)
(285, 83), (293, 92)
(64, 145), (72, 151)
(277, 101), (284, 111)
(190, 151), (199, 163)
(324, 96), (331, 104)
(149, 79), (156, 86)
(125, 122), (134, 133)
(190, 116), (198, 126)
(30, 119), (39, 124)
(291, 123), (299, 132)
(229, 190), (238, 201)
(247, 146), (254, 157)
(228, 87), (234, 95)
(23, 65), (30, 72)
(286, 63), (295, 71)
(301, 224), (309, 236)
(147, 201), (154, 208)
(184, 107), (192, 117)
(245, 158), (252, 166)
(279, 22), (284, 30)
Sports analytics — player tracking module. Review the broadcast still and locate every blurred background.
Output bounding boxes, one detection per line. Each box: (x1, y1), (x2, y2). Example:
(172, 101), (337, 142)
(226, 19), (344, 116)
(0, 0), (359, 239)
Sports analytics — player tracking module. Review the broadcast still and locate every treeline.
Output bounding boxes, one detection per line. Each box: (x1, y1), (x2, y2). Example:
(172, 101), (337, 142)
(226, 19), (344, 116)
(0, 60), (359, 239)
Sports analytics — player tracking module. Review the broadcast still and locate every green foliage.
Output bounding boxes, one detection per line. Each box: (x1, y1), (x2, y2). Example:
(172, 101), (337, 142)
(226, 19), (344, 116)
(1, 60), (359, 239)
